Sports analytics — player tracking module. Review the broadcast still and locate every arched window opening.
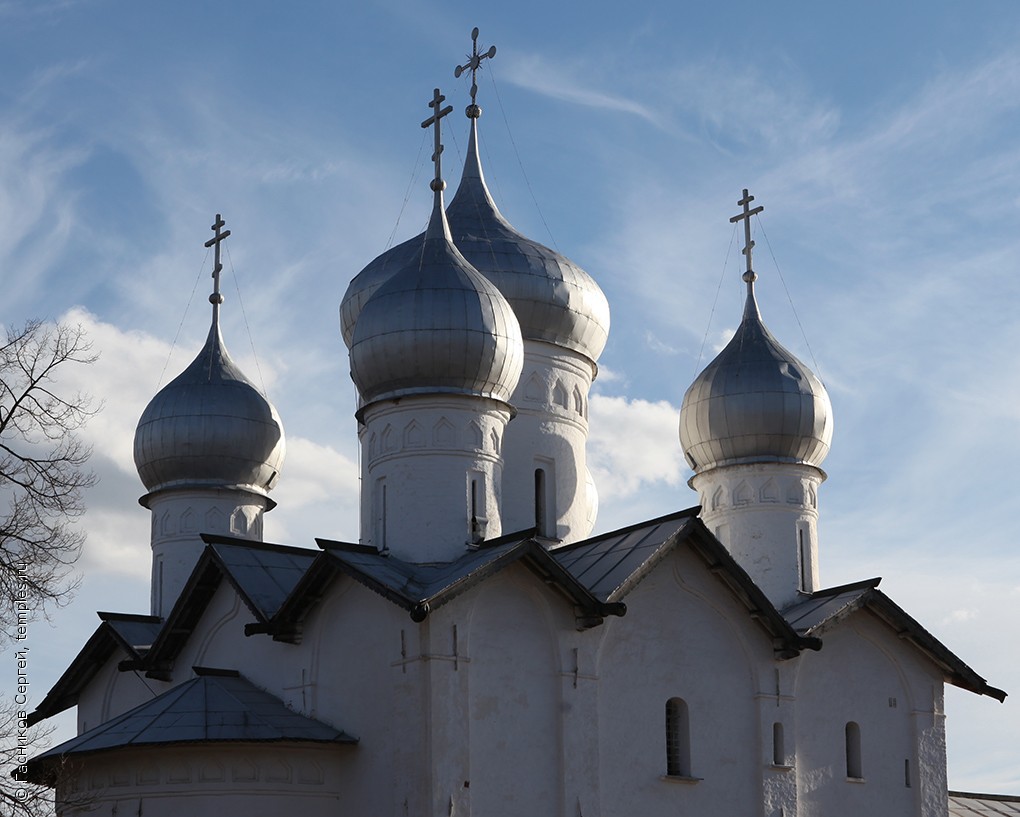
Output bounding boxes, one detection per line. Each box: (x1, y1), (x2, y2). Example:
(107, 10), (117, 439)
(845, 721), (863, 779)
(665, 698), (691, 777)
(374, 478), (387, 552)
(469, 473), (485, 544)
(772, 722), (786, 766)
(535, 468), (547, 537)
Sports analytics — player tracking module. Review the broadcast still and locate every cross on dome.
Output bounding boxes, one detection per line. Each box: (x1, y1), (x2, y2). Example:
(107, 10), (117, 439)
(454, 27), (496, 118)
(729, 189), (764, 285)
(204, 213), (231, 310)
(421, 88), (454, 193)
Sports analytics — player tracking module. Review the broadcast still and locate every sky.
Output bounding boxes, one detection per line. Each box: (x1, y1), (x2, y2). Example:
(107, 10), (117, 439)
(2, 0), (1019, 795)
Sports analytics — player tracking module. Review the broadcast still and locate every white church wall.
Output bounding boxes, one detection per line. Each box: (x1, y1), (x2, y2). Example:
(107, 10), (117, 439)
(54, 743), (349, 817)
(793, 609), (944, 817)
(302, 577), (412, 816)
(74, 652), (169, 735)
(594, 546), (766, 816)
(464, 566), (562, 817)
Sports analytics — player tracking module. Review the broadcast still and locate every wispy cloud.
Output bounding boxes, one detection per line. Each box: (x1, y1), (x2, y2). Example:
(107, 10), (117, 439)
(501, 53), (668, 130)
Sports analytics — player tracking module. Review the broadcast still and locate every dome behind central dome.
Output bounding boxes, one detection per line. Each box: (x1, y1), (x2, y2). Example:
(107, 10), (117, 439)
(340, 119), (609, 367)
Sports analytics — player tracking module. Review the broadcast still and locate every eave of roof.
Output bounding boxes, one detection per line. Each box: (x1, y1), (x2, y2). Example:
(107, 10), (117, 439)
(123, 537), (317, 678)
(258, 529), (623, 639)
(784, 581), (1006, 702)
(25, 667), (356, 786)
(27, 613), (161, 727)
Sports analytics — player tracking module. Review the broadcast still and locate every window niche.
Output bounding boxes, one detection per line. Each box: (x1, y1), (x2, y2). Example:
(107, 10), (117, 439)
(665, 697), (694, 780)
(845, 721), (863, 780)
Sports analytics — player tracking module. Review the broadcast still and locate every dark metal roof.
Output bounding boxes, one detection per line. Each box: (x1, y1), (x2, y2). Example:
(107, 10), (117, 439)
(550, 511), (700, 601)
(949, 791), (1020, 816)
(254, 508), (812, 658)
(203, 534), (317, 621)
(261, 528), (620, 636)
(27, 612), (162, 727)
(26, 667), (355, 784)
(782, 578), (880, 634)
(783, 582), (1007, 702)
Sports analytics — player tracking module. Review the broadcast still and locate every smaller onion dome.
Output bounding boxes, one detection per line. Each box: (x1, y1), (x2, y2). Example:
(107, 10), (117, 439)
(445, 118), (610, 363)
(134, 320), (286, 498)
(679, 283), (832, 474)
(349, 188), (524, 406)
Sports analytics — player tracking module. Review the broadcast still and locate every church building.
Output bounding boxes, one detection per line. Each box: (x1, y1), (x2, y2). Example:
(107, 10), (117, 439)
(25, 30), (1005, 817)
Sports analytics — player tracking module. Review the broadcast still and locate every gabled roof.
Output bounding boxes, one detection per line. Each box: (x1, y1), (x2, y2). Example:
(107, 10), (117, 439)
(124, 536), (317, 679)
(203, 534), (317, 621)
(252, 508), (815, 657)
(783, 580), (1007, 702)
(256, 528), (625, 640)
(551, 509), (819, 656)
(25, 667), (356, 785)
(27, 612), (162, 727)
(949, 791), (1020, 816)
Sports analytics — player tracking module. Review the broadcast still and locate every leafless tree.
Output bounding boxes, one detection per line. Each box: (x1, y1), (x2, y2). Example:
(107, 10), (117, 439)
(1, 320), (98, 815)
(0, 319), (98, 640)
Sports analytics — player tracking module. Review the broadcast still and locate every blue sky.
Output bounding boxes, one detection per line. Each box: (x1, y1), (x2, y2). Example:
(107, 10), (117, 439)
(3, 0), (1020, 794)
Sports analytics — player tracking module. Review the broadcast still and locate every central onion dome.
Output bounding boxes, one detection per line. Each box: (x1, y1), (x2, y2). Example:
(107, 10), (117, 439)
(134, 319), (286, 499)
(679, 282), (832, 474)
(349, 183), (524, 407)
(341, 117), (609, 367)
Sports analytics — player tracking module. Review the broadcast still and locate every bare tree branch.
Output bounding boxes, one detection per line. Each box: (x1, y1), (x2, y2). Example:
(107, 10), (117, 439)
(0, 320), (98, 640)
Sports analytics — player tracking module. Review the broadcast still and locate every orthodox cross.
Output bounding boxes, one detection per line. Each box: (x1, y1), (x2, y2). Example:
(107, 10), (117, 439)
(204, 213), (231, 304)
(729, 189), (764, 283)
(421, 88), (454, 192)
(454, 27), (496, 114)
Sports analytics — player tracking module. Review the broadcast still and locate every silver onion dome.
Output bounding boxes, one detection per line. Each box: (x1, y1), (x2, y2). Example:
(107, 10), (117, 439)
(134, 320), (286, 497)
(340, 119), (610, 364)
(679, 286), (832, 474)
(445, 118), (609, 363)
(349, 196), (524, 406)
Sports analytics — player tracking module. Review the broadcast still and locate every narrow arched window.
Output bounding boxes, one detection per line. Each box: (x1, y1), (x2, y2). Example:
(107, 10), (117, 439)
(666, 698), (691, 777)
(534, 468), (547, 535)
(772, 722), (786, 766)
(845, 721), (863, 779)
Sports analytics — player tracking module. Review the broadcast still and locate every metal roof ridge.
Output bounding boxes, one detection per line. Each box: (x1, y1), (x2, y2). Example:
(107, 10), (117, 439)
(551, 507), (700, 553)
(200, 532), (318, 556)
(805, 577), (882, 599)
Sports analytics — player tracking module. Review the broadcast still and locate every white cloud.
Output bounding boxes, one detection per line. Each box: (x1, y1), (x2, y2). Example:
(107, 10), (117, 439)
(588, 394), (684, 500)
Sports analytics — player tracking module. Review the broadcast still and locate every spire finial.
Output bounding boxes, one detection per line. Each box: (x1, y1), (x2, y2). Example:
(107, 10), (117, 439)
(729, 189), (764, 286)
(203, 213), (231, 321)
(421, 88), (454, 195)
(454, 26), (496, 118)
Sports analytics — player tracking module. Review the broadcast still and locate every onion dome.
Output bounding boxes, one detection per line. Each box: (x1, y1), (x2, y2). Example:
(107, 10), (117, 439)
(445, 117), (610, 363)
(677, 187), (828, 477)
(679, 259), (832, 475)
(340, 119), (610, 365)
(134, 320), (286, 498)
(349, 94), (524, 407)
(135, 215), (285, 499)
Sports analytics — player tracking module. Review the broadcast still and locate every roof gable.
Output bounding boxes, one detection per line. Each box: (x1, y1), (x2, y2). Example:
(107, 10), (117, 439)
(28, 612), (161, 726)
(255, 508), (813, 657)
(125, 536), (317, 679)
(784, 580), (1006, 701)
